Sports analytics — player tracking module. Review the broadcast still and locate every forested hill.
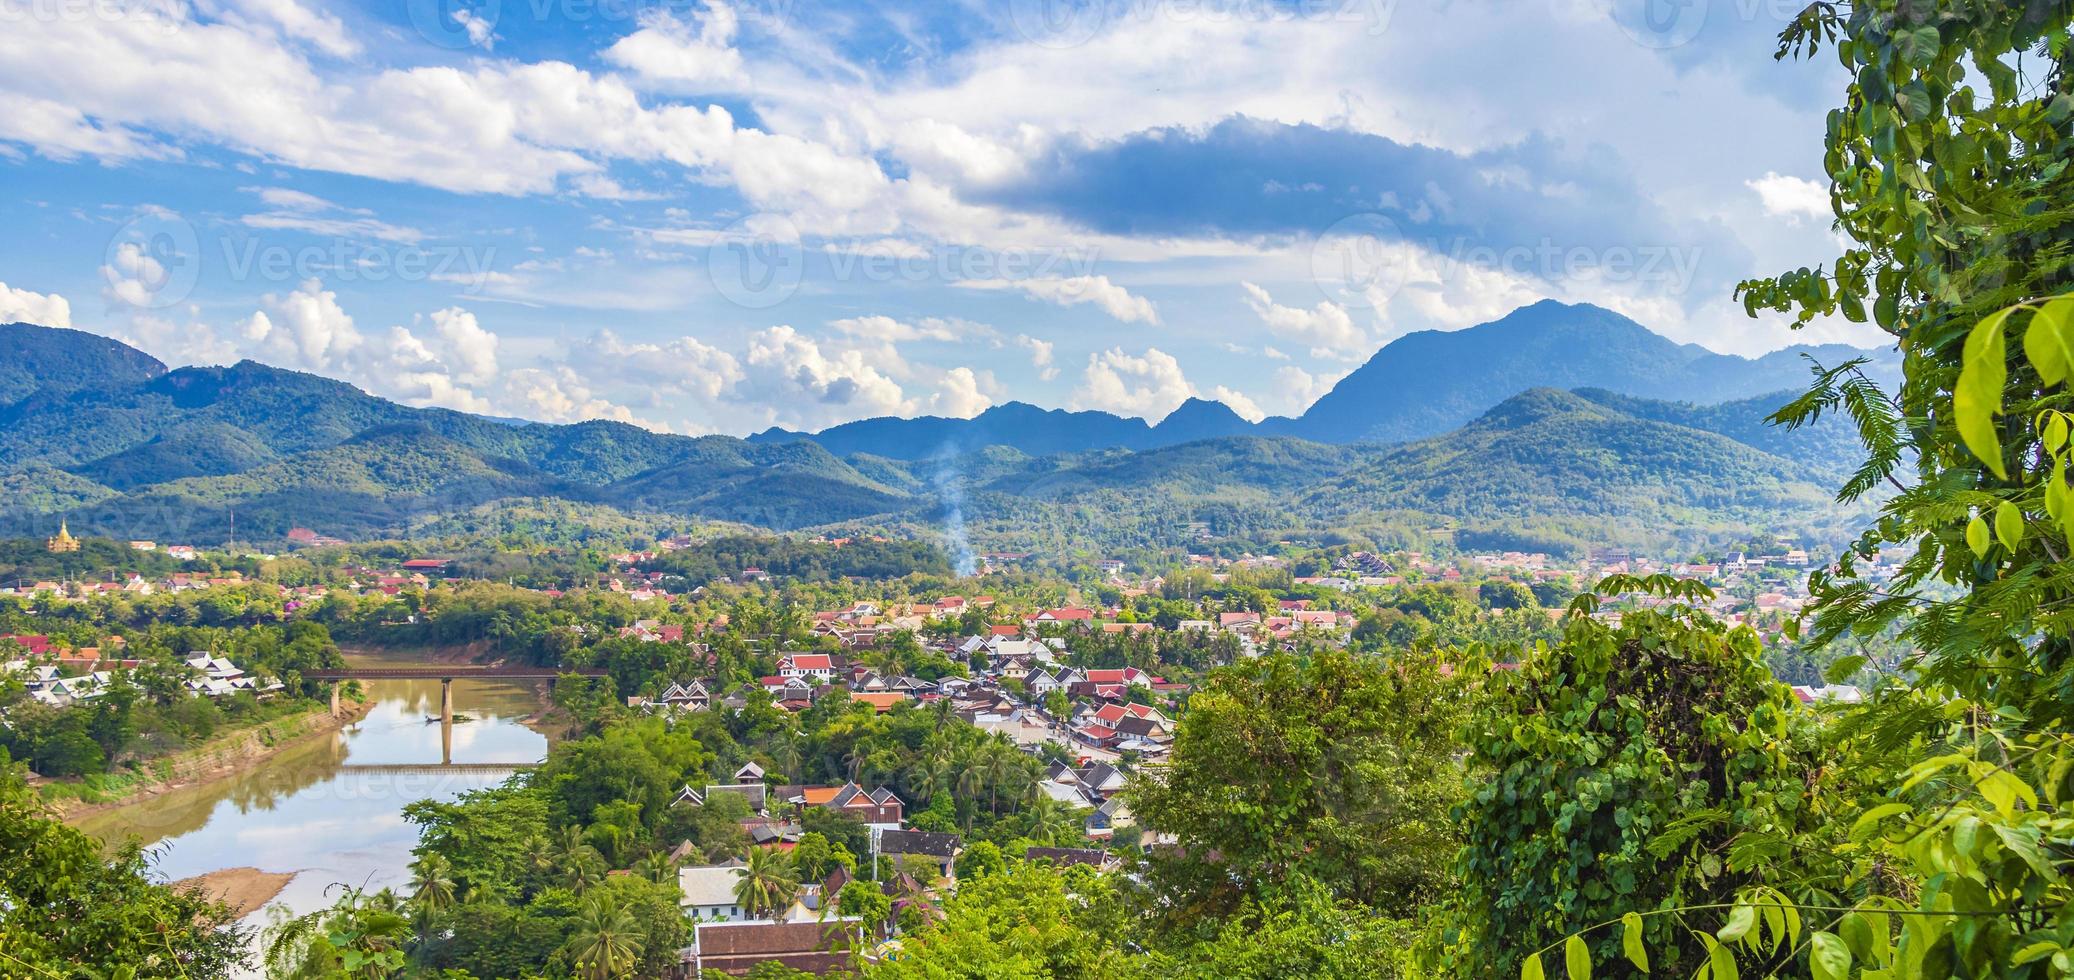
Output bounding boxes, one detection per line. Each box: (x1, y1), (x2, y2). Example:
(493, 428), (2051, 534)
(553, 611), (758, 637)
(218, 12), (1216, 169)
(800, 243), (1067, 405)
(0, 321), (167, 405)
(0, 321), (1860, 553)
(753, 300), (1896, 458)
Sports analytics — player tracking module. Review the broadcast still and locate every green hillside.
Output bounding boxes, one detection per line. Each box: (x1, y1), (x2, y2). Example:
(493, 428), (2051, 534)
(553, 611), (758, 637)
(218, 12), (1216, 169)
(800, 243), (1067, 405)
(0, 322), (1866, 554)
(0, 321), (167, 405)
(1301, 388), (1859, 553)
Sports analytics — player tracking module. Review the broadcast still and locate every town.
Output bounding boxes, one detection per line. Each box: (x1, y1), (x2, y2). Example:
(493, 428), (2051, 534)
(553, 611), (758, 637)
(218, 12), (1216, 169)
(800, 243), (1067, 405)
(2, 516), (1907, 976)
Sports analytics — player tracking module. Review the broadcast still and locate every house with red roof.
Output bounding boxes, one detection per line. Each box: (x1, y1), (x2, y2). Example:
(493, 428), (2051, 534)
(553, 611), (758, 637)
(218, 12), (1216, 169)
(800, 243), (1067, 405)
(777, 653), (835, 681)
(1030, 607), (1096, 627)
(2, 634), (53, 657)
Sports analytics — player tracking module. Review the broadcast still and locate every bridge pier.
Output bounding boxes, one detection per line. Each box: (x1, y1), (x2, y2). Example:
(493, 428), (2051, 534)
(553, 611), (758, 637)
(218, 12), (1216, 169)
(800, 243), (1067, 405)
(440, 677), (453, 765)
(330, 684), (340, 718)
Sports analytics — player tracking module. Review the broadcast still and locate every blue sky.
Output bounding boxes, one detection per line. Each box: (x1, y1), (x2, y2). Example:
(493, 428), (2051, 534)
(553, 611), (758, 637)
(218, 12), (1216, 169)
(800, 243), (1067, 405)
(0, 0), (1876, 435)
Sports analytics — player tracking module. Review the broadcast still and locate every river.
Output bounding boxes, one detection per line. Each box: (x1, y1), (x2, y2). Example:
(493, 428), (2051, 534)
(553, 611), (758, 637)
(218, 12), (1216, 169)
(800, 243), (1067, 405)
(74, 651), (551, 971)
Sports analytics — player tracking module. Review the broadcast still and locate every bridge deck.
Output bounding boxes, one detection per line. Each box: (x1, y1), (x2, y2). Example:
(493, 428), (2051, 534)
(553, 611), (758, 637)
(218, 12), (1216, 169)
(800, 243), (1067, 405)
(337, 762), (540, 774)
(309, 666), (608, 680)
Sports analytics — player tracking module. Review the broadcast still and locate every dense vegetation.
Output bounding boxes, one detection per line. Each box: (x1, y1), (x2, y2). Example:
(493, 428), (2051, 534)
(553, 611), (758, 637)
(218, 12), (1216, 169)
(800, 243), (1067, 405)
(0, 756), (246, 977)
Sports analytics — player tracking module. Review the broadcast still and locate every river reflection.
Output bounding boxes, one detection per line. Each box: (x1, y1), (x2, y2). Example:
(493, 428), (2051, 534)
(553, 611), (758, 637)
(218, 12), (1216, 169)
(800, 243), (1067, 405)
(76, 659), (551, 966)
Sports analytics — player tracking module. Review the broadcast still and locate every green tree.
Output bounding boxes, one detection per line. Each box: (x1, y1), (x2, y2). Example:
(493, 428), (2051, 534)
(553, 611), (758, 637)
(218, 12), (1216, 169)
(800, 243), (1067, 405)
(1656, 1), (2074, 978)
(410, 852), (458, 915)
(955, 839), (1005, 880)
(1129, 648), (1467, 922)
(733, 845), (801, 919)
(562, 893), (645, 980)
(792, 831), (844, 881)
(0, 758), (246, 978)
(1155, 878), (1412, 979)
(864, 863), (1136, 979)
(1431, 604), (1817, 976)
(405, 784), (553, 904)
(838, 878), (893, 935)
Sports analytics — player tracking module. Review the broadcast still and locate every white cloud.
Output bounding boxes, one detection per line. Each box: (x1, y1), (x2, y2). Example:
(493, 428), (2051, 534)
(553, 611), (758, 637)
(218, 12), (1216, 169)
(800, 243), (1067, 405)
(1071, 346), (1194, 419)
(968, 275), (1159, 325)
(828, 315), (974, 343)
(99, 242), (171, 311)
(229, 281), (513, 413)
(1014, 334), (1057, 380)
(222, 0), (360, 58)
(107, 313), (239, 367)
(1209, 385), (1265, 423)
(1268, 364), (1345, 417)
(742, 324), (911, 425)
(370, 322), (495, 413)
(0, 91), (171, 160)
(1746, 171), (1831, 224)
(252, 186), (334, 211)
(577, 329), (745, 403)
(1240, 282), (1366, 359)
(497, 366), (658, 428)
(603, 1), (745, 88)
(239, 185), (425, 243)
(242, 211), (425, 244)
(427, 308), (499, 385)
(0, 281), (72, 327)
(240, 279), (363, 371)
(930, 366), (995, 418)
(451, 8), (497, 49)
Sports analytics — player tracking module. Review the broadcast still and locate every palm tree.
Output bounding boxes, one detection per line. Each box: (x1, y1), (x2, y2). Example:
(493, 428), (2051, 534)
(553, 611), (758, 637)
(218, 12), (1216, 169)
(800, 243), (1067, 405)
(843, 744), (873, 783)
(544, 825), (606, 893)
(953, 755), (988, 831)
(637, 849), (679, 886)
(565, 895), (646, 980)
(408, 853), (456, 914)
(981, 742), (1020, 815)
(908, 751), (950, 806)
(732, 846), (801, 920)
(772, 739), (804, 783)
(1025, 795), (1081, 846)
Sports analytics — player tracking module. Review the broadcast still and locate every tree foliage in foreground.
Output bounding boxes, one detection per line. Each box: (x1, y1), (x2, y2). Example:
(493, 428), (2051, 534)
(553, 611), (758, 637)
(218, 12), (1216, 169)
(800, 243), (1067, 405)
(1128, 648), (1466, 925)
(1523, 0), (2074, 976)
(1432, 606), (1827, 976)
(0, 754), (247, 978)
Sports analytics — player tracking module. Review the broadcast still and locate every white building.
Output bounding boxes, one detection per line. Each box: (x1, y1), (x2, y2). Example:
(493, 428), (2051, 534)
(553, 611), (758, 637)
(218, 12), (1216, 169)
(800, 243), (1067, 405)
(679, 860), (754, 923)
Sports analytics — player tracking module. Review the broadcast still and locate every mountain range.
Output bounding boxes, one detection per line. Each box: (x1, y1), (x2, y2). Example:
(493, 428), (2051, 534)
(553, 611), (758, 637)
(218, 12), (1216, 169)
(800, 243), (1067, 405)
(751, 300), (1895, 457)
(0, 302), (1882, 555)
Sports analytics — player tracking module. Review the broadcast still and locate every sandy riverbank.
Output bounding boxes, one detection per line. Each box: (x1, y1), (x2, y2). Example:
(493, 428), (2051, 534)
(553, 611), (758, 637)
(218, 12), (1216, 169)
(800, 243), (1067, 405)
(172, 866), (298, 918)
(50, 699), (372, 824)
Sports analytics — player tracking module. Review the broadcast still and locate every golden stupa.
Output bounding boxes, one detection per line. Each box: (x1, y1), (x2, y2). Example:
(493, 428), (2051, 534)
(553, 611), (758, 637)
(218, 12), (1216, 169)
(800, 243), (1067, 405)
(46, 520), (80, 553)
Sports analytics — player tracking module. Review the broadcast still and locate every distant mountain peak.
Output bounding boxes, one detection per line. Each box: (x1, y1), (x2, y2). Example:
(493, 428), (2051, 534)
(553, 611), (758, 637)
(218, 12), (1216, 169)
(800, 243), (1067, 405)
(1468, 387), (1611, 428)
(1152, 397), (1254, 443)
(0, 321), (168, 406)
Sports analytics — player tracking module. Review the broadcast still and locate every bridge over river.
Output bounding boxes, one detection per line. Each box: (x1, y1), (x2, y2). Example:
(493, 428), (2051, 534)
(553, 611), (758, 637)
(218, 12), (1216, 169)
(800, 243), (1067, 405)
(308, 664), (607, 764)
(338, 762), (539, 774)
